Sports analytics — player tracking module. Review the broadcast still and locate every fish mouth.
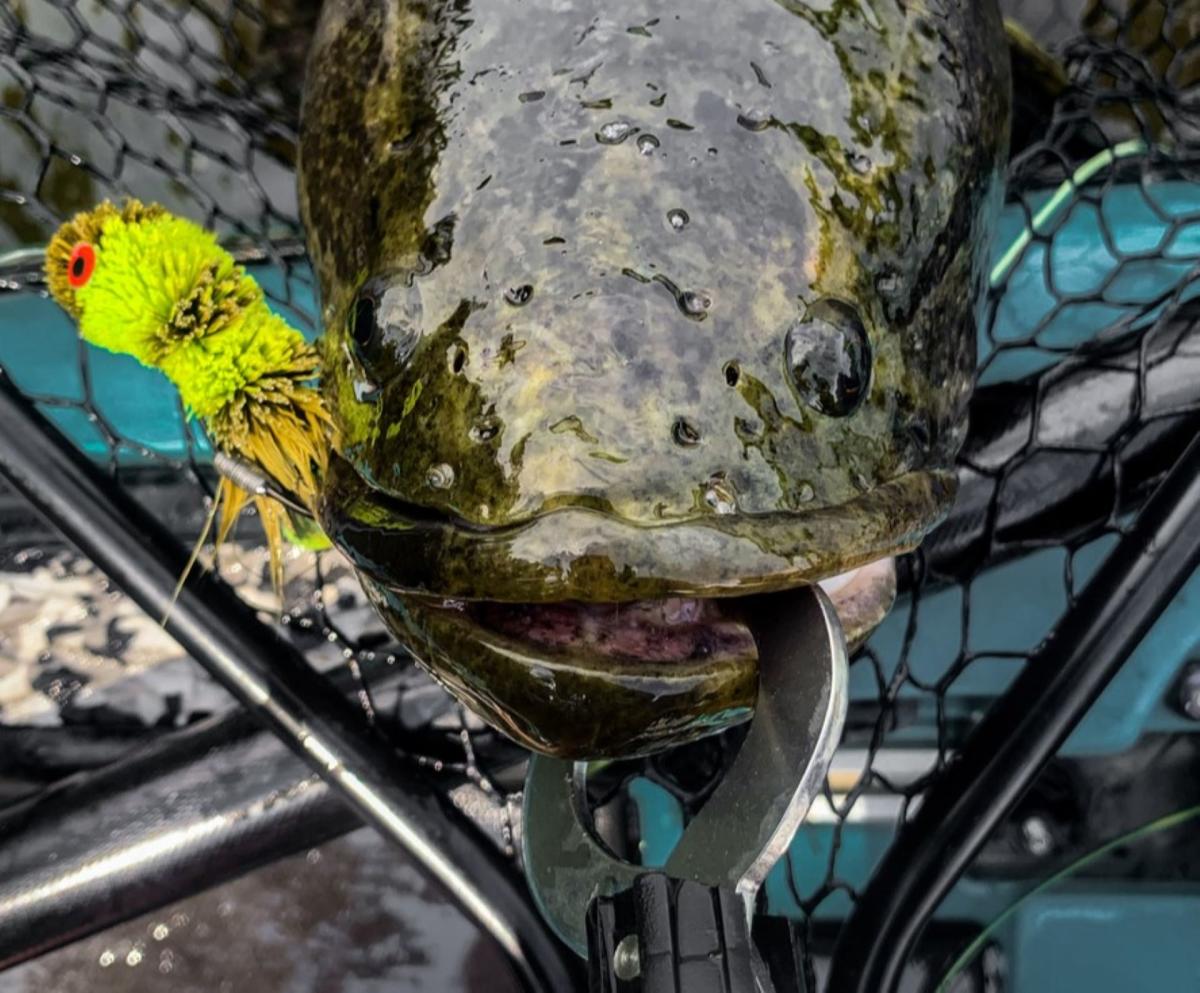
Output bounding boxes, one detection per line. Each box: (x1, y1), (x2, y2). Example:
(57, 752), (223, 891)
(358, 565), (894, 757)
(320, 454), (946, 757)
(458, 562), (894, 664)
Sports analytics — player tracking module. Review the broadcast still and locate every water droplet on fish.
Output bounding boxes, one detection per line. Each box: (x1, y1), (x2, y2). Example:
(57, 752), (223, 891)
(667, 208), (690, 230)
(875, 269), (899, 295)
(680, 290), (711, 317)
(504, 284), (534, 306)
(597, 120), (636, 145)
(737, 108), (771, 132)
(784, 299), (872, 418)
(636, 133), (660, 155)
(797, 482), (816, 503)
(847, 151), (872, 174)
(672, 417), (700, 446)
(704, 476), (737, 515)
(653, 275), (710, 321)
(427, 463), (455, 489)
(665, 118), (694, 131)
(470, 415), (501, 442)
(518, 90), (546, 103)
(353, 378), (380, 403)
(707, 147), (718, 157)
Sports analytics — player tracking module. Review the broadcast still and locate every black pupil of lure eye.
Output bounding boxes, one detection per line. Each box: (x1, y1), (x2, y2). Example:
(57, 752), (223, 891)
(71, 256), (85, 277)
(352, 296), (377, 352)
(784, 298), (872, 418)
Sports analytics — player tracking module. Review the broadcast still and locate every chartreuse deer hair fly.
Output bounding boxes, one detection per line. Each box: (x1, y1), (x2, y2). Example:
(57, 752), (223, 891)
(45, 199), (332, 595)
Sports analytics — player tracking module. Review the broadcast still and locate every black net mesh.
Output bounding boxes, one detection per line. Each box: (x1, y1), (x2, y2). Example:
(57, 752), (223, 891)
(3, 0), (1200, 985)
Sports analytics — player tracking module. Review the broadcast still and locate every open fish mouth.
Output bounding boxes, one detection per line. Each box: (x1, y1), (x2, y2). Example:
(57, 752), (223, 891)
(320, 453), (942, 757)
(357, 568), (893, 758)
(470, 596), (757, 665)
(447, 561), (894, 669)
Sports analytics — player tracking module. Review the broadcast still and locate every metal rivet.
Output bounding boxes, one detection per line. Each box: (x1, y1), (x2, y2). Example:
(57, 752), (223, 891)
(1178, 662), (1200, 720)
(1021, 815), (1054, 857)
(613, 934), (641, 981)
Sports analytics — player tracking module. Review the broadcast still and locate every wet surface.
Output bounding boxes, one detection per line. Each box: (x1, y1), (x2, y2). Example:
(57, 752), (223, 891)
(2, 827), (523, 993)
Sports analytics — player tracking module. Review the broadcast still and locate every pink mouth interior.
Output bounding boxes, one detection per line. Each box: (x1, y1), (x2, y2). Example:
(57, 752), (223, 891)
(470, 596), (757, 664)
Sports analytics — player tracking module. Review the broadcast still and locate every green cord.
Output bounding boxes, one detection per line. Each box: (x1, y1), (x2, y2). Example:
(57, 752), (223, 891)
(989, 138), (1150, 289)
(935, 802), (1200, 993)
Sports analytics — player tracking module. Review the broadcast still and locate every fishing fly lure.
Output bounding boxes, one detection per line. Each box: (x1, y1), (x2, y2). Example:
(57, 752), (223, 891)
(44, 199), (332, 590)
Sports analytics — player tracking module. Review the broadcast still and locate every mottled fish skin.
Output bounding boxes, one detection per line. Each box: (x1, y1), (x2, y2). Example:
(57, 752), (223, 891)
(299, 0), (1010, 755)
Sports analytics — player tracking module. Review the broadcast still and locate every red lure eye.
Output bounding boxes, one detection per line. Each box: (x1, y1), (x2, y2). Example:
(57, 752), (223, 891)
(67, 242), (96, 288)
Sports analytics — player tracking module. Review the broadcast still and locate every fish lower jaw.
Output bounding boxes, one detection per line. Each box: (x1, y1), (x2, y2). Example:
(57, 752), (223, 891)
(371, 563), (894, 758)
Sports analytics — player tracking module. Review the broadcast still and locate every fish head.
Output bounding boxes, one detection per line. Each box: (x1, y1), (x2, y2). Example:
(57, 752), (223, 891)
(300, 0), (1011, 756)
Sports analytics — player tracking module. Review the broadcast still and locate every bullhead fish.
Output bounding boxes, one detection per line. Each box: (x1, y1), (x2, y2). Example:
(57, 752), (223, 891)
(299, 0), (1011, 757)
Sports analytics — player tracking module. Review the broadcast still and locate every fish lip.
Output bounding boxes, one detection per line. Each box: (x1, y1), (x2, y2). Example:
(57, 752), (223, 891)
(321, 450), (919, 757)
(354, 559), (896, 759)
(359, 580), (762, 758)
(318, 451), (956, 604)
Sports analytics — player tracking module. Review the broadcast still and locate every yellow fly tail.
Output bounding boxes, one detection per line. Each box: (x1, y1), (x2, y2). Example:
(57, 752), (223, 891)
(255, 495), (292, 599)
(164, 475), (247, 624)
(206, 353), (332, 608)
(165, 351), (331, 616)
(209, 340), (332, 512)
(214, 475), (251, 546)
(164, 470), (306, 625)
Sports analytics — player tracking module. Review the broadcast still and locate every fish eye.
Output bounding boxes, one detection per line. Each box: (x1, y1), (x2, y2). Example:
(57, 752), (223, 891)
(350, 294), (379, 357)
(784, 298), (872, 418)
(349, 275), (424, 372)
